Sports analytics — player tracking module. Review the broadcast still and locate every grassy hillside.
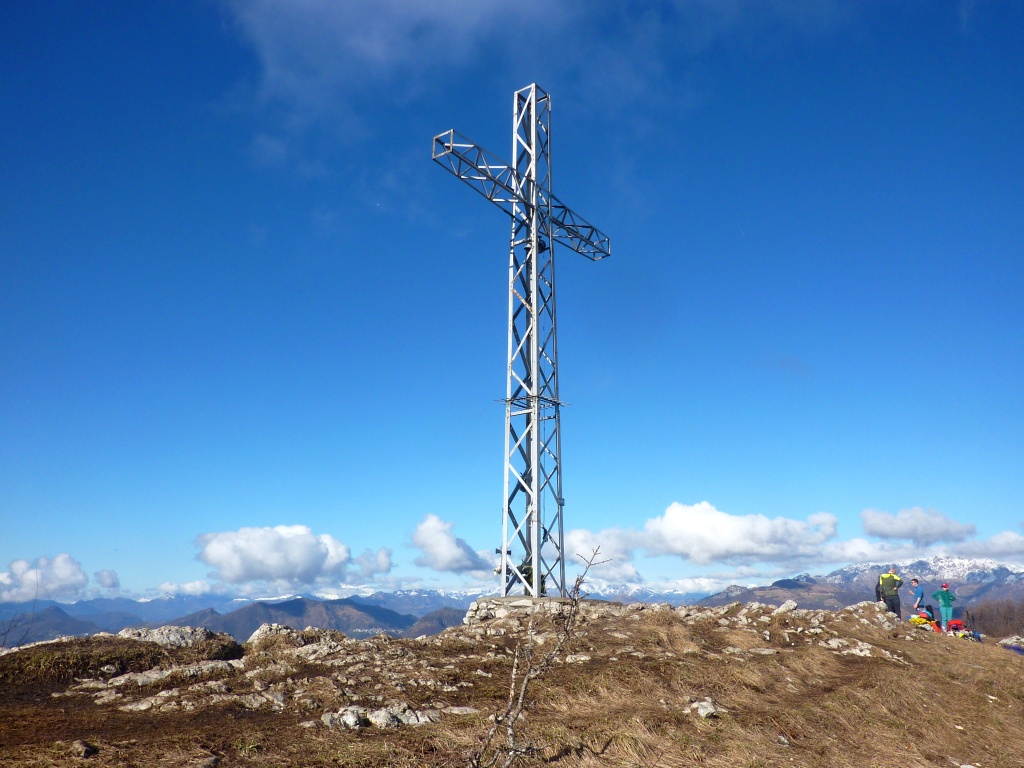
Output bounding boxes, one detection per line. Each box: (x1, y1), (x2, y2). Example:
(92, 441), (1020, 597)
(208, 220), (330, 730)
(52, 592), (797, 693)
(1, 599), (1022, 767)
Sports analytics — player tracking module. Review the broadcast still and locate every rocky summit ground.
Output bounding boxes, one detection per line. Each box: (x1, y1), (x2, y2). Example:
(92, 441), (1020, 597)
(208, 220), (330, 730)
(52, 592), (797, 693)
(1, 598), (1023, 767)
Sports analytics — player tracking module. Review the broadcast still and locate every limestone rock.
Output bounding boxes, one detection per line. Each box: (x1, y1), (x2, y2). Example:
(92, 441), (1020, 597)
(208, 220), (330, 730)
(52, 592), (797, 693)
(247, 623), (297, 645)
(116, 626), (214, 648)
(415, 708), (442, 724)
(368, 708), (401, 728)
(322, 706), (370, 729)
(690, 697), (727, 719)
(564, 653), (591, 664)
(772, 600), (798, 615)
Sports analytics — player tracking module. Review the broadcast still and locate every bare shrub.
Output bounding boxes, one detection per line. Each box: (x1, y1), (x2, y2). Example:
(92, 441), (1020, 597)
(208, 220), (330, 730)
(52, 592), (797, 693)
(964, 597), (1024, 637)
(0, 612), (36, 650)
(468, 549), (605, 768)
(0, 593), (41, 649)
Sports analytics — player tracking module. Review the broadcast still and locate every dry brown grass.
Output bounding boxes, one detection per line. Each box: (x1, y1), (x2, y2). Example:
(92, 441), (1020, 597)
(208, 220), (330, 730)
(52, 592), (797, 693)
(1, 605), (1023, 767)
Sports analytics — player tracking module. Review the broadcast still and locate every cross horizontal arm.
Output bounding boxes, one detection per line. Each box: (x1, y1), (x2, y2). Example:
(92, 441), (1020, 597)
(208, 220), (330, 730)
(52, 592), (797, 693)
(433, 130), (611, 260)
(544, 192), (611, 260)
(432, 129), (520, 209)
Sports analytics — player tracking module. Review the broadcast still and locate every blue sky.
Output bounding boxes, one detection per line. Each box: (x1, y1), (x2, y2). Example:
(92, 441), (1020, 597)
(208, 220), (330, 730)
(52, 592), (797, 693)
(2, 1), (1023, 602)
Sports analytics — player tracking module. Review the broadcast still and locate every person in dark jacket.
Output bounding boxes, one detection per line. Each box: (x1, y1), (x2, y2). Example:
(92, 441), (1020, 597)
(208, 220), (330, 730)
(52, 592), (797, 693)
(878, 565), (903, 619)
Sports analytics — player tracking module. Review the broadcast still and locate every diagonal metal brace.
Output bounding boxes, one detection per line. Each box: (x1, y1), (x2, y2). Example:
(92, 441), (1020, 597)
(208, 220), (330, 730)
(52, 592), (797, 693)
(433, 130), (611, 260)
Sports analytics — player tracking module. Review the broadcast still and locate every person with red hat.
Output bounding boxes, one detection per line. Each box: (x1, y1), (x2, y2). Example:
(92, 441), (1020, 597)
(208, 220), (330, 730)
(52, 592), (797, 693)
(931, 582), (957, 633)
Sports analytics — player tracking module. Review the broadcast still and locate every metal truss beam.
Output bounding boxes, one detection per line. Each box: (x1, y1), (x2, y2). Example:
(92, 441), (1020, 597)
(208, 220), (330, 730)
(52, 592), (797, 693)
(432, 84), (610, 597)
(432, 135), (611, 261)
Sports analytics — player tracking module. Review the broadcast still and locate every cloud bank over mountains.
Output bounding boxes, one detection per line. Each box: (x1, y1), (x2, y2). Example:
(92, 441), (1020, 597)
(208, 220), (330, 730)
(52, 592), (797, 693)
(7, 503), (1021, 603)
(861, 506), (976, 546)
(643, 502), (838, 564)
(0, 554), (89, 603)
(956, 529), (1024, 558)
(562, 503), (1023, 586)
(196, 524), (392, 590)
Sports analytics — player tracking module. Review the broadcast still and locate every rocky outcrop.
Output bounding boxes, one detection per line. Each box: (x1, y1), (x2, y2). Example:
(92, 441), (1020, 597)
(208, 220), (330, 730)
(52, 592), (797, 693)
(463, 596), (644, 626)
(6, 595), (1021, 768)
(31, 599), (1006, 733)
(246, 623), (296, 645)
(318, 702), (454, 729)
(116, 626), (216, 648)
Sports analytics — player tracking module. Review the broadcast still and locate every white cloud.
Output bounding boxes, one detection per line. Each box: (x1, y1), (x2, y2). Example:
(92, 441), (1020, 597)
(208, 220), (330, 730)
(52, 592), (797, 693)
(412, 514), (490, 573)
(953, 530), (1024, 559)
(93, 569), (120, 591)
(641, 501), (838, 565)
(438, 502), (1021, 591)
(821, 537), (919, 565)
(564, 528), (642, 583)
(226, 1), (558, 125)
(353, 547), (393, 579)
(660, 575), (736, 594)
(0, 554), (88, 603)
(196, 525), (359, 585)
(224, 1), (854, 144)
(861, 507), (975, 546)
(157, 580), (215, 597)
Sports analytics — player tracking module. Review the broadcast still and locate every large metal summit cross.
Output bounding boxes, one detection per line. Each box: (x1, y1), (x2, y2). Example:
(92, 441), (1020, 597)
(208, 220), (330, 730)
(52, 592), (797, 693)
(432, 83), (611, 598)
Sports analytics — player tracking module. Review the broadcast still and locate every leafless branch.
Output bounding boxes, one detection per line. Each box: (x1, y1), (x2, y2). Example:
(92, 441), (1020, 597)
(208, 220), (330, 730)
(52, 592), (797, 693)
(469, 548), (607, 768)
(0, 583), (41, 650)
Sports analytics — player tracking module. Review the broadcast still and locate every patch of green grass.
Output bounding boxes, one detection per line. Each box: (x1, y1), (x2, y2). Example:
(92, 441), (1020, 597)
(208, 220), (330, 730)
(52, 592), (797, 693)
(233, 735), (263, 756)
(0, 637), (166, 684)
(0, 633), (242, 686)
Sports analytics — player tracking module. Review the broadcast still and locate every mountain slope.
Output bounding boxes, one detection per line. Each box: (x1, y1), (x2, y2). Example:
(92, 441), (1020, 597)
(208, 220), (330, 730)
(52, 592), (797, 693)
(346, 590), (481, 617)
(700, 557), (1024, 609)
(0, 606), (101, 647)
(822, 556), (1024, 601)
(158, 597), (417, 641)
(699, 576), (865, 609)
(399, 607), (467, 638)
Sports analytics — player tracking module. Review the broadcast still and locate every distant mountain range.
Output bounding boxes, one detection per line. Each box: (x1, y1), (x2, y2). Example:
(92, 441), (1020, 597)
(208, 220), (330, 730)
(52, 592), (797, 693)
(150, 597), (419, 641)
(0, 596), (462, 646)
(0, 593), (257, 629)
(699, 556), (1024, 609)
(698, 574), (863, 609)
(586, 584), (710, 606)
(820, 556), (1024, 602)
(343, 589), (483, 616)
(3, 557), (1022, 646)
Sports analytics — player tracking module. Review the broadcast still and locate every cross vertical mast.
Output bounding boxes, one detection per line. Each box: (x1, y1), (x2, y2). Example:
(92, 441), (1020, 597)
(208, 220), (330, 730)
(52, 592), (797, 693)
(503, 85), (561, 597)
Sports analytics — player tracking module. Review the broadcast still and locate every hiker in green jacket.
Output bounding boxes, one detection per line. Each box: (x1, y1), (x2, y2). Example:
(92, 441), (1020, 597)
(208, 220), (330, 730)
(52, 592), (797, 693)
(878, 565), (903, 619)
(932, 582), (956, 632)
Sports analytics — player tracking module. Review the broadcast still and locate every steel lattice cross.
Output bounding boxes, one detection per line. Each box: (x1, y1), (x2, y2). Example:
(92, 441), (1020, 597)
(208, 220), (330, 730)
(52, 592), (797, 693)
(432, 84), (610, 597)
